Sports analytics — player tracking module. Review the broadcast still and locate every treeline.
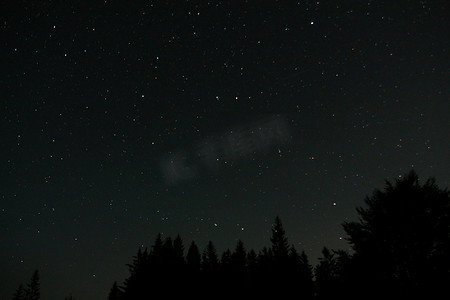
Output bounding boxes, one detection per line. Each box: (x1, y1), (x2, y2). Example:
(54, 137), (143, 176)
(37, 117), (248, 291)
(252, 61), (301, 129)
(109, 170), (449, 299)
(109, 216), (314, 299)
(12, 170), (450, 299)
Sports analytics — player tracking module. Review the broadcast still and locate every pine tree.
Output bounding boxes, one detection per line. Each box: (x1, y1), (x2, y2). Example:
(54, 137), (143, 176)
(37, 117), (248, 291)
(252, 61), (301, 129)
(315, 247), (337, 299)
(201, 241), (218, 272)
(173, 235), (185, 266)
(262, 217), (291, 297)
(270, 216), (290, 295)
(246, 249), (257, 273)
(161, 237), (174, 266)
(220, 249), (232, 273)
(171, 235), (186, 296)
(257, 246), (273, 272)
(201, 241), (219, 294)
(230, 240), (248, 294)
(271, 216), (289, 263)
(150, 233), (163, 263)
(185, 241), (201, 295)
(108, 281), (121, 300)
(125, 247), (149, 276)
(284, 246), (313, 298)
(24, 270), (40, 300)
(122, 247), (149, 299)
(298, 251), (314, 299)
(186, 241), (201, 273)
(12, 284), (25, 300)
(231, 239), (246, 273)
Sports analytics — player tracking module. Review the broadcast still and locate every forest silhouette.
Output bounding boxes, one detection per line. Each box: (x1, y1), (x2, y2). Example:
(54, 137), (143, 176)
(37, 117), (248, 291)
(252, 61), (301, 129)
(12, 170), (450, 299)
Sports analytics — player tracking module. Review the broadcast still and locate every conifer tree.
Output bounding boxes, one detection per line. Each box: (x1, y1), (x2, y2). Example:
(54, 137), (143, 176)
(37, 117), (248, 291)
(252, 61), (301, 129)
(246, 249), (257, 273)
(186, 241), (201, 273)
(184, 241), (201, 295)
(161, 237), (174, 266)
(12, 284), (25, 300)
(220, 249), (232, 272)
(201, 241), (218, 272)
(201, 241), (219, 294)
(298, 250), (314, 299)
(24, 270), (40, 300)
(231, 239), (246, 273)
(108, 281), (121, 300)
(150, 233), (163, 263)
(122, 247), (149, 299)
(315, 247), (337, 299)
(173, 235), (185, 266)
(271, 216), (289, 263)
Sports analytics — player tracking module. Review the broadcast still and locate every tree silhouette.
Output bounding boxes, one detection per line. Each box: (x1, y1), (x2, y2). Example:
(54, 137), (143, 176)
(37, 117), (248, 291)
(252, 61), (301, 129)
(201, 241), (219, 294)
(107, 177), (449, 300)
(107, 282), (121, 300)
(121, 247), (149, 299)
(261, 216), (292, 296)
(149, 233), (163, 267)
(246, 249), (258, 274)
(229, 240), (247, 294)
(161, 236), (174, 266)
(173, 235), (185, 267)
(201, 240), (219, 273)
(343, 170), (450, 297)
(186, 241), (201, 273)
(185, 241), (201, 295)
(24, 270), (40, 300)
(314, 247), (338, 299)
(288, 247), (314, 299)
(12, 284), (25, 300)
(220, 249), (232, 273)
(231, 239), (246, 274)
(271, 216), (289, 263)
(11, 271), (41, 300)
(298, 250), (314, 299)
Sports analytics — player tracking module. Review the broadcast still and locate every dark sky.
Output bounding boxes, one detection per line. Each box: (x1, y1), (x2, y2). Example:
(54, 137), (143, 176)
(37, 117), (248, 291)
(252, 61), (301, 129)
(1, 1), (449, 299)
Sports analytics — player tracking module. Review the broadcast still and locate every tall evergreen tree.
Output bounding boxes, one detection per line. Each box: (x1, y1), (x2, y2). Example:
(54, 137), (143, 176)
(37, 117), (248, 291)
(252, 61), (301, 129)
(315, 247), (337, 299)
(24, 270), (40, 300)
(201, 241), (219, 272)
(150, 233), (163, 264)
(201, 241), (219, 294)
(271, 216), (289, 263)
(184, 241), (201, 295)
(230, 240), (247, 293)
(231, 239), (246, 273)
(298, 250), (314, 299)
(246, 249), (257, 273)
(170, 235), (186, 296)
(161, 237), (174, 266)
(257, 246), (273, 268)
(220, 249), (232, 273)
(12, 284), (25, 300)
(256, 217), (292, 297)
(108, 282), (121, 300)
(173, 235), (185, 266)
(186, 241), (201, 273)
(122, 247), (149, 299)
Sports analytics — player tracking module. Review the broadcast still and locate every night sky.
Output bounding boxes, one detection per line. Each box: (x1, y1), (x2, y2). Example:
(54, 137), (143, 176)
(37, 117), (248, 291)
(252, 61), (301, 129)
(2, 1), (449, 299)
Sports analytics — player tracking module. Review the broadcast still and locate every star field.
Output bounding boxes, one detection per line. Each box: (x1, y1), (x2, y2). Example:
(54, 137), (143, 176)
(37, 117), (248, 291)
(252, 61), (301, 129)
(1, 1), (449, 299)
